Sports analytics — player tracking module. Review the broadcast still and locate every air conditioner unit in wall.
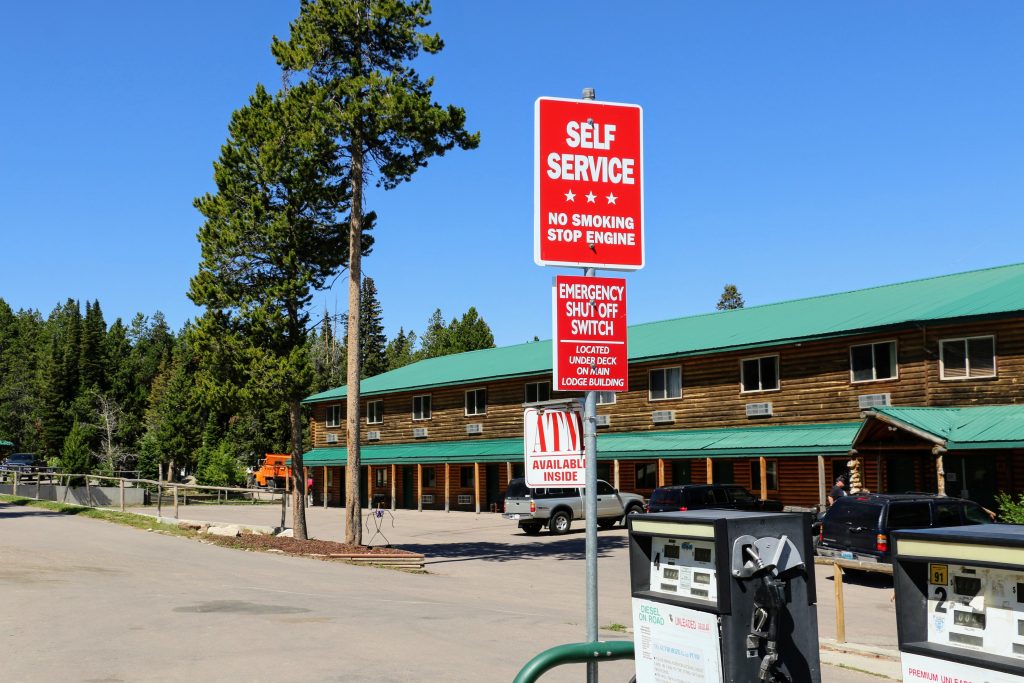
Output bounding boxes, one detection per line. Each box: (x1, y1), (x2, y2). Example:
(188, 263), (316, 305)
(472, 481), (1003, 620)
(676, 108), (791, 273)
(413, 427), (428, 439)
(421, 494), (434, 504)
(466, 423), (483, 435)
(746, 402), (773, 418)
(652, 410), (675, 424)
(366, 430), (381, 441)
(858, 393), (891, 410)
(325, 433), (338, 444)
(595, 415), (611, 427)
(457, 494), (472, 505)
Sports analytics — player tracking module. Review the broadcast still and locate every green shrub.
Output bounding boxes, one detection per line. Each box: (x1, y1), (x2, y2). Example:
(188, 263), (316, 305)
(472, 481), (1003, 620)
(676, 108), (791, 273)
(196, 442), (246, 487)
(995, 491), (1024, 524)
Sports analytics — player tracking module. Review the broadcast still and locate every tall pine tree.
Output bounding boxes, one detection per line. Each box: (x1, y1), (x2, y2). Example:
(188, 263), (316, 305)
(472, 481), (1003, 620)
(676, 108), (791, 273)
(272, 0), (479, 543)
(190, 83), (362, 539)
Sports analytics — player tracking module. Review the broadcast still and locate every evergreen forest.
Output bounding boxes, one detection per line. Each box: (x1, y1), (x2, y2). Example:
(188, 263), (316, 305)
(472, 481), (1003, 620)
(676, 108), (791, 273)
(0, 283), (494, 484)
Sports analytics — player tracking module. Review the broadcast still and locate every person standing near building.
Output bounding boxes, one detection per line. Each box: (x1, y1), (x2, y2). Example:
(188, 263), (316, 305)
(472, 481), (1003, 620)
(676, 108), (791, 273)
(828, 476), (847, 506)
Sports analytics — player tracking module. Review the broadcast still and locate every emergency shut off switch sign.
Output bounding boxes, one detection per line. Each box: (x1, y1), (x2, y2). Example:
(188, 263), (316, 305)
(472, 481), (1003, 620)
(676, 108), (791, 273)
(553, 275), (628, 392)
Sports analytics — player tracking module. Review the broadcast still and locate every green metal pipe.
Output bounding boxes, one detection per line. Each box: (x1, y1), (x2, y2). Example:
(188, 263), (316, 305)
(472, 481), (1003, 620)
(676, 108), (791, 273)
(513, 640), (635, 683)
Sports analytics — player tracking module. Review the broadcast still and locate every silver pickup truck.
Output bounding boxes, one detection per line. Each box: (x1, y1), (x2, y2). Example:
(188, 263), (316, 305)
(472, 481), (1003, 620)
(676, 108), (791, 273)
(502, 477), (646, 535)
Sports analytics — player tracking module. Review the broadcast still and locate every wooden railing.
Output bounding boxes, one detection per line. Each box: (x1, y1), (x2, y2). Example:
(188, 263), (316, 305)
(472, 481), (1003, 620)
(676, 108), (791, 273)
(814, 556), (893, 644)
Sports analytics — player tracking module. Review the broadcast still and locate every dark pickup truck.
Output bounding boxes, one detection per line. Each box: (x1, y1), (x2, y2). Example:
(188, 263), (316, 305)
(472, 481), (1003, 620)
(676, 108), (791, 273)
(646, 484), (784, 513)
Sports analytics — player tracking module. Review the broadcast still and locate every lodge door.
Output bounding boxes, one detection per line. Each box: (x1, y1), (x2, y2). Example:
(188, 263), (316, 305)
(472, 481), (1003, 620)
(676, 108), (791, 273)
(402, 466), (415, 509)
(485, 464), (500, 509)
(886, 457), (916, 495)
(944, 454), (997, 510)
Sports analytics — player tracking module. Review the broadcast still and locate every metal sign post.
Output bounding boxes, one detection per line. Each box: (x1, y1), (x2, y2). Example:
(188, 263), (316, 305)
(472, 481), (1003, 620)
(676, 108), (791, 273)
(535, 85), (643, 683)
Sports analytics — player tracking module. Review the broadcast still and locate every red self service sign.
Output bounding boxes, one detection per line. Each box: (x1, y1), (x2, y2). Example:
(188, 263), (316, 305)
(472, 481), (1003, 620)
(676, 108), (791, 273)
(553, 275), (628, 392)
(534, 97), (644, 270)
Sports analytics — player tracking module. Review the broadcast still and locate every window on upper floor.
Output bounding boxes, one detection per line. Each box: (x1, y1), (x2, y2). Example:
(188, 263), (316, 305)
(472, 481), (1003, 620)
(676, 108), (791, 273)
(525, 381), (551, 404)
(648, 367), (682, 401)
(850, 341), (897, 383)
(366, 400), (383, 425)
(326, 405), (342, 428)
(741, 355), (779, 393)
(940, 336), (996, 380)
(596, 391), (616, 405)
(465, 388), (487, 416)
(412, 395), (432, 421)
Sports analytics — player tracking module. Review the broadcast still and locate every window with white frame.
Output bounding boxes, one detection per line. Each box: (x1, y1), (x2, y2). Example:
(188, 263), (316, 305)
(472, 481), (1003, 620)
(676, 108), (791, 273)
(412, 395), (432, 421)
(596, 391), (616, 405)
(366, 400), (383, 425)
(940, 336), (996, 380)
(525, 381), (550, 403)
(326, 405), (342, 427)
(850, 341), (897, 382)
(741, 355), (779, 393)
(374, 467), (387, 487)
(465, 388), (487, 416)
(648, 367), (682, 401)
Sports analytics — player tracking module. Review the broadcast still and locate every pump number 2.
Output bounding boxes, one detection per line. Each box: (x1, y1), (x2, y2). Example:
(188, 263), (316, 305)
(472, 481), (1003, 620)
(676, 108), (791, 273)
(929, 563), (948, 586)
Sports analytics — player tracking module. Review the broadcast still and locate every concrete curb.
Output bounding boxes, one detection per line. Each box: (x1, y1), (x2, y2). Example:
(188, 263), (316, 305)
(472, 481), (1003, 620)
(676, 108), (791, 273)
(820, 638), (902, 681)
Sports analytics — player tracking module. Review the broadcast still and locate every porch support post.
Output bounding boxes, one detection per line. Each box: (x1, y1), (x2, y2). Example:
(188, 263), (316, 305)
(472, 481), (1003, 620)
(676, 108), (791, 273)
(934, 446), (947, 496)
(417, 463), (423, 512)
(759, 456), (767, 501)
(657, 458), (665, 487)
(817, 455), (826, 507)
(444, 462), (450, 513)
(613, 459), (620, 490)
(474, 462), (481, 514)
(706, 457), (713, 484)
(391, 463), (396, 511)
(323, 466), (328, 508)
(505, 461), (512, 487)
(367, 465), (373, 507)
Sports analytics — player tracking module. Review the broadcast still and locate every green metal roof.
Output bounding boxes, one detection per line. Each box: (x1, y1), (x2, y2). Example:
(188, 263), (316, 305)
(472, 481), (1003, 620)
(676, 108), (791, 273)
(301, 422), (859, 466)
(862, 405), (1024, 450)
(305, 263), (1024, 403)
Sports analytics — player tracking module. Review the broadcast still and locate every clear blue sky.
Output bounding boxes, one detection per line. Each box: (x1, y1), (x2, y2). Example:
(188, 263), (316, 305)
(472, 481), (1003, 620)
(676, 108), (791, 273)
(2, 2), (1023, 346)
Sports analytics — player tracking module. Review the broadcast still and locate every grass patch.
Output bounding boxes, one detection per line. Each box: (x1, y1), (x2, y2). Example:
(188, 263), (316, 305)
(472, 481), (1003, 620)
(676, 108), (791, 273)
(0, 495), (193, 536)
(602, 623), (629, 633)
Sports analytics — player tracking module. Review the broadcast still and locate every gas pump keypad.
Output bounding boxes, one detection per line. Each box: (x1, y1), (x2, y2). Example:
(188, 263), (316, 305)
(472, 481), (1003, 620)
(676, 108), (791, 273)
(926, 563), (1024, 661)
(649, 536), (717, 604)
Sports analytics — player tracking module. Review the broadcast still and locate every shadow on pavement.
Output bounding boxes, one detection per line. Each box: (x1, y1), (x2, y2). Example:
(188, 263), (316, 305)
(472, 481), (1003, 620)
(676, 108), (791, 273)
(399, 535), (628, 565)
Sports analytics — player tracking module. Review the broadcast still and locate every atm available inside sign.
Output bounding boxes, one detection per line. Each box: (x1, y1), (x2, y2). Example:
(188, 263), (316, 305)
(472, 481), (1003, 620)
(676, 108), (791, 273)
(553, 275), (628, 392)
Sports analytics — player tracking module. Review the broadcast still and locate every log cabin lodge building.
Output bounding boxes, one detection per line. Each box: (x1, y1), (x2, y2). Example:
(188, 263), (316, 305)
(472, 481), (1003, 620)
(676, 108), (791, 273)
(301, 263), (1024, 514)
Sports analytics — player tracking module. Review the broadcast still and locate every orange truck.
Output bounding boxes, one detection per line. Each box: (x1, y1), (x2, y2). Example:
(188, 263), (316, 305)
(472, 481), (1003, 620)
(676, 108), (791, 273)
(254, 454), (292, 489)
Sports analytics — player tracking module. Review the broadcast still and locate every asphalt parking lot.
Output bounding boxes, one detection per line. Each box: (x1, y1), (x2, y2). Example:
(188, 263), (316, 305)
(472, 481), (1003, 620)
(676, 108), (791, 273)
(3, 501), (896, 681)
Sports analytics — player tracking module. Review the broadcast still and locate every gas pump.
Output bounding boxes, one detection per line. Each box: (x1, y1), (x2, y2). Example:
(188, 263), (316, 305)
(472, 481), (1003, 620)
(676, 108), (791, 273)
(627, 510), (820, 683)
(893, 525), (1024, 682)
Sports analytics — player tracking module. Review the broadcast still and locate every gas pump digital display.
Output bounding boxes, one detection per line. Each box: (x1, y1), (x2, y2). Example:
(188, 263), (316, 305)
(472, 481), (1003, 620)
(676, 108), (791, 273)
(923, 562), (1024, 660)
(649, 536), (718, 604)
(894, 525), (1024, 681)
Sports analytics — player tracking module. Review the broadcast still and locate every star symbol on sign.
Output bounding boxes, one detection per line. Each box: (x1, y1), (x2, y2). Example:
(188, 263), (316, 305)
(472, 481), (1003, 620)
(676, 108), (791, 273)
(585, 191), (597, 204)
(564, 190), (576, 202)
(606, 192), (618, 205)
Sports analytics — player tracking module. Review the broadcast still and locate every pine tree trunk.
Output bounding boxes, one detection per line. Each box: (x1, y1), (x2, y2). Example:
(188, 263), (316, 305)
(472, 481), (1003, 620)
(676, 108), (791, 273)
(344, 146), (364, 546)
(290, 398), (307, 539)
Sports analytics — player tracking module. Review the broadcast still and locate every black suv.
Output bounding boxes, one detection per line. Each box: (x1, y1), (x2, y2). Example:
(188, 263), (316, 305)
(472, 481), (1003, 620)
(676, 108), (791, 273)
(816, 493), (993, 564)
(646, 484), (784, 513)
